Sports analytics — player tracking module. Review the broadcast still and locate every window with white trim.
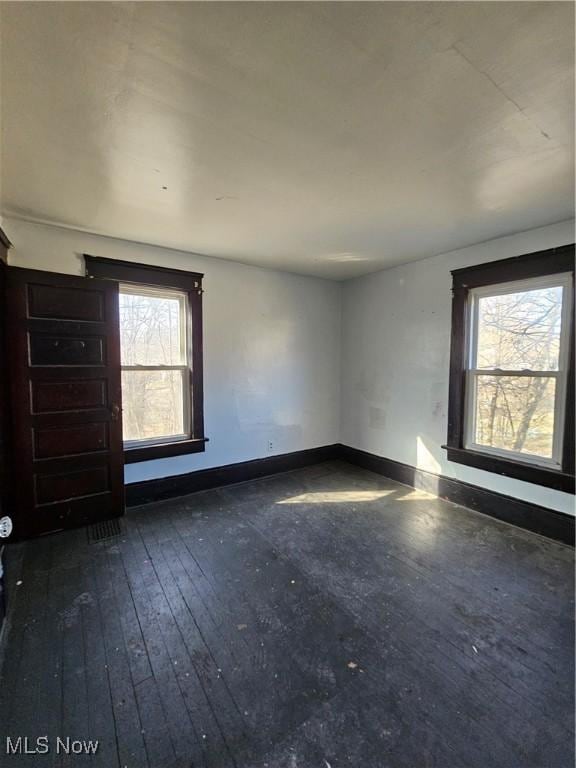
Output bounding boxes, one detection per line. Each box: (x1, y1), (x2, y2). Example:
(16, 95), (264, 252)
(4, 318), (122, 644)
(119, 283), (190, 446)
(464, 274), (571, 468)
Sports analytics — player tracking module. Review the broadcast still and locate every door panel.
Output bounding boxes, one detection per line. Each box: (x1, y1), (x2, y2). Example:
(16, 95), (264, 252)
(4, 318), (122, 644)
(31, 379), (107, 412)
(7, 267), (124, 538)
(33, 422), (109, 459)
(35, 467), (109, 505)
(27, 283), (104, 321)
(29, 334), (105, 365)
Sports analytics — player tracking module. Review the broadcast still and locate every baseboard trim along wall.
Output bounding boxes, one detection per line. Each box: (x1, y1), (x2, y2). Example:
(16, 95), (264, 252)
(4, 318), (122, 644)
(339, 445), (575, 546)
(125, 443), (575, 546)
(125, 444), (341, 506)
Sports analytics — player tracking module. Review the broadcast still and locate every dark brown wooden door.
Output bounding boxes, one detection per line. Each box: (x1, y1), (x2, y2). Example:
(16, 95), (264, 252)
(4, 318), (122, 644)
(7, 267), (124, 538)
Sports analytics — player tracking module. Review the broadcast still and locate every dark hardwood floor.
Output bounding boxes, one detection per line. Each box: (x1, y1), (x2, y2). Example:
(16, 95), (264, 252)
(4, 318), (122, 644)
(0, 460), (573, 767)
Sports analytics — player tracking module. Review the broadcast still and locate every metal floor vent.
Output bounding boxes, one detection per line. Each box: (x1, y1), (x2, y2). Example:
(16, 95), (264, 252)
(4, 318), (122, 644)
(88, 517), (122, 544)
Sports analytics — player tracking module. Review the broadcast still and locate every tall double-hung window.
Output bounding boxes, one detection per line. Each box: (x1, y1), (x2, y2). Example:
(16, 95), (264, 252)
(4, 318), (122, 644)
(445, 245), (574, 493)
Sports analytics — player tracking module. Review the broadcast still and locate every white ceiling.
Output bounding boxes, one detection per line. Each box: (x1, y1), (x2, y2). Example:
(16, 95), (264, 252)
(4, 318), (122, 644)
(1, 2), (574, 280)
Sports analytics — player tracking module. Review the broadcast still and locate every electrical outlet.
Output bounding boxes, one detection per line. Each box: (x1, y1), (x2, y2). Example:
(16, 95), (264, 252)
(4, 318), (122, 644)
(0, 516), (13, 538)
(267, 440), (274, 452)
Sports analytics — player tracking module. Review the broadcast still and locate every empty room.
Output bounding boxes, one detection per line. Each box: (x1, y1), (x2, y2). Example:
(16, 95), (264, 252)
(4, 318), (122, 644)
(0, 2), (574, 766)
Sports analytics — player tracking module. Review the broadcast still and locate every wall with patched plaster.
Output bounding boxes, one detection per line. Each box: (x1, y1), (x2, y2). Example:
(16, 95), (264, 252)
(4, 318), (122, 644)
(340, 219), (576, 515)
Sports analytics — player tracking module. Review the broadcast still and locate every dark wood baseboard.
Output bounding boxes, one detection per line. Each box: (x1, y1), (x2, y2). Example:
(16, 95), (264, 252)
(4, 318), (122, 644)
(125, 442), (574, 545)
(126, 444), (341, 506)
(339, 445), (575, 546)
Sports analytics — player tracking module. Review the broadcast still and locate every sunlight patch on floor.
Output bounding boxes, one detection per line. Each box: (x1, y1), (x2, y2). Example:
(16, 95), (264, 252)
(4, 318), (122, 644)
(277, 490), (395, 504)
(395, 489), (437, 501)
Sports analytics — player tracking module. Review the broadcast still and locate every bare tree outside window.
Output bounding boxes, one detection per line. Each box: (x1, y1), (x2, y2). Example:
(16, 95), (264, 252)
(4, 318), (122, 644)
(119, 286), (189, 443)
(466, 277), (570, 465)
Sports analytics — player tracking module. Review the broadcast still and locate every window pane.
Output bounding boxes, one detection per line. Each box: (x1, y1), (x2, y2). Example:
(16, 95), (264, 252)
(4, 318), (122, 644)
(122, 370), (186, 441)
(476, 285), (563, 370)
(472, 375), (556, 458)
(119, 289), (185, 365)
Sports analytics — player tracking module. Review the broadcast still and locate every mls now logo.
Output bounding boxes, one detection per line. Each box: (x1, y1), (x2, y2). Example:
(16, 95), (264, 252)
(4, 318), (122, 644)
(6, 736), (99, 755)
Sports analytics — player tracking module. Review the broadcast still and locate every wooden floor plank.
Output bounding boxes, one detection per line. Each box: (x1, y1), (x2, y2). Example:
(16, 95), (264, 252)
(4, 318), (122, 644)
(103, 538), (153, 687)
(91, 541), (150, 768)
(81, 558), (120, 768)
(118, 525), (232, 767)
(133, 676), (177, 768)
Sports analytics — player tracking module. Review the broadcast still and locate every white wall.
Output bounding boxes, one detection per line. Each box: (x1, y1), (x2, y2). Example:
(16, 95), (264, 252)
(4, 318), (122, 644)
(4, 215), (574, 515)
(341, 219), (576, 516)
(4, 217), (341, 483)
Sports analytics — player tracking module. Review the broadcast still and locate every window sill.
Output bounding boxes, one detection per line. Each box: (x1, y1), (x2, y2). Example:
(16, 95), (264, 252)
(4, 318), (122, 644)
(443, 445), (574, 493)
(124, 437), (208, 464)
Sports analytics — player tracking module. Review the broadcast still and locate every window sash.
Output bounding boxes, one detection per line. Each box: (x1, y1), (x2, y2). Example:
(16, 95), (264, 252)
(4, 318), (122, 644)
(119, 283), (188, 367)
(464, 273), (572, 469)
(464, 371), (563, 468)
(122, 365), (188, 371)
(119, 283), (191, 446)
(121, 367), (191, 446)
(467, 369), (560, 377)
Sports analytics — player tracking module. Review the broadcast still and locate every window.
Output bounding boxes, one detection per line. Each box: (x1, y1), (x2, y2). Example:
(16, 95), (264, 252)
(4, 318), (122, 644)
(120, 285), (189, 446)
(85, 255), (206, 463)
(445, 245), (574, 493)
